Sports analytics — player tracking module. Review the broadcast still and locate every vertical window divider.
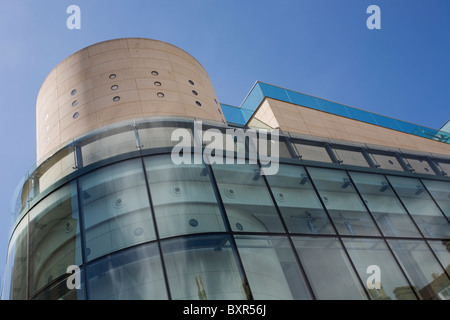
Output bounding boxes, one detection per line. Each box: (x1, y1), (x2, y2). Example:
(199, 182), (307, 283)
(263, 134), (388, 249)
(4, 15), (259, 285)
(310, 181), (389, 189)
(258, 161), (317, 300)
(139, 157), (172, 300)
(205, 162), (254, 300)
(74, 179), (89, 300)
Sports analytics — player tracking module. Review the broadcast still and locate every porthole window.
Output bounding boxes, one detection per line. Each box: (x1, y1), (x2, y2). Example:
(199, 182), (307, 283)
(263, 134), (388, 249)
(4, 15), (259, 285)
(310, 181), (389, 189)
(111, 85), (119, 90)
(71, 89), (77, 96)
(154, 81), (161, 86)
(73, 112), (79, 119)
(72, 100), (78, 107)
(195, 101), (202, 107)
(218, 108), (222, 114)
(157, 92), (165, 98)
(188, 80), (194, 85)
(151, 71), (159, 76)
(45, 137), (50, 144)
(113, 96), (120, 102)
(189, 219), (199, 227)
(192, 90), (198, 96)
(109, 74), (117, 79)
(45, 114), (49, 121)
(45, 125), (49, 132)
(214, 98), (218, 104)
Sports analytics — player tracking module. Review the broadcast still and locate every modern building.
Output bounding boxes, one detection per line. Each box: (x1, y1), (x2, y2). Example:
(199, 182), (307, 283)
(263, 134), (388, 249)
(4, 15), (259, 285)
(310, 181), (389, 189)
(1, 38), (450, 300)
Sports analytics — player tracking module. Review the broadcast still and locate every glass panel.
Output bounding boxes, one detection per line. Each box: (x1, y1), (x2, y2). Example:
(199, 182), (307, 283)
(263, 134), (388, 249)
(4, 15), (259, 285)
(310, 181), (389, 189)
(32, 269), (85, 300)
(342, 238), (416, 300)
(86, 243), (167, 300)
(293, 141), (332, 163)
(79, 159), (156, 262)
(427, 240), (450, 275)
(2, 218), (28, 300)
(235, 235), (312, 300)
(422, 180), (450, 220)
(333, 147), (369, 167)
(370, 152), (404, 171)
(29, 183), (82, 297)
(307, 167), (380, 236)
(144, 155), (226, 238)
(139, 123), (193, 150)
(387, 176), (450, 238)
(292, 237), (367, 300)
(211, 163), (285, 233)
(81, 126), (138, 167)
(349, 172), (421, 238)
(436, 161), (450, 176)
(37, 146), (77, 193)
(387, 239), (450, 300)
(265, 164), (334, 235)
(403, 158), (435, 175)
(161, 234), (248, 300)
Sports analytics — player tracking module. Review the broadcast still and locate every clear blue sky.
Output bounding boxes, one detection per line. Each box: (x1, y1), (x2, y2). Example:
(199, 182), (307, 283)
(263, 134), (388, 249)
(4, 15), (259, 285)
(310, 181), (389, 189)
(0, 0), (449, 291)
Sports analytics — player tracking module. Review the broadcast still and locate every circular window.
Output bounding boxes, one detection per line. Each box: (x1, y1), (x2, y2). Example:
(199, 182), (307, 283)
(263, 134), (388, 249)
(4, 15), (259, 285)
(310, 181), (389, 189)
(73, 112), (79, 119)
(188, 80), (194, 85)
(113, 96), (120, 102)
(218, 108), (222, 114)
(189, 219), (199, 227)
(154, 81), (161, 86)
(71, 89), (77, 96)
(151, 71), (159, 76)
(192, 90), (198, 96)
(195, 101), (202, 107)
(157, 92), (165, 98)
(109, 74), (117, 79)
(134, 227), (144, 236)
(214, 98), (218, 104)
(45, 137), (50, 144)
(45, 114), (49, 121)
(72, 100), (78, 107)
(111, 85), (119, 90)
(45, 125), (49, 132)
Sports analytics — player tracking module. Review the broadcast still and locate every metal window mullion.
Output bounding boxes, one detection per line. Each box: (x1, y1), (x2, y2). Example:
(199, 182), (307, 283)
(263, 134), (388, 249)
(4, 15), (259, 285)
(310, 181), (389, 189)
(139, 157), (172, 300)
(206, 162), (254, 300)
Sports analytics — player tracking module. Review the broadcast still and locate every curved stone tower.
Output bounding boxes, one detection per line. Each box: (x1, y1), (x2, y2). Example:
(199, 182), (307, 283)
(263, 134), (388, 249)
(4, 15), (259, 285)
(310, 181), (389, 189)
(36, 38), (224, 161)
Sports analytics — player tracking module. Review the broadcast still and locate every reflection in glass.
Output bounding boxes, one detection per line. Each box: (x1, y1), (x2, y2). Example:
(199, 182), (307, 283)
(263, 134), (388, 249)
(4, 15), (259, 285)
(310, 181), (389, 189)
(349, 172), (420, 238)
(292, 237), (367, 300)
(212, 163), (284, 233)
(369, 152), (404, 171)
(81, 126), (138, 167)
(422, 180), (450, 220)
(387, 239), (450, 300)
(235, 235), (311, 300)
(80, 159), (156, 261)
(333, 147), (369, 167)
(2, 218), (27, 300)
(144, 155), (226, 238)
(342, 238), (416, 300)
(161, 234), (248, 300)
(32, 269), (85, 300)
(427, 240), (450, 277)
(29, 183), (82, 297)
(87, 243), (166, 299)
(265, 164), (334, 234)
(307, 167), (380, 236)
(387, 176), (450, 238)
(292, 141), (332, 163)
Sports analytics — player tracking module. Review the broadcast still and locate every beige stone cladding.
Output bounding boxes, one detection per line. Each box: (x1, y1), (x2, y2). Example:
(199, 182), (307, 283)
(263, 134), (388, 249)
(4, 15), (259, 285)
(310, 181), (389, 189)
(36, 38), (225, 161)
(251, 98), (450, 157)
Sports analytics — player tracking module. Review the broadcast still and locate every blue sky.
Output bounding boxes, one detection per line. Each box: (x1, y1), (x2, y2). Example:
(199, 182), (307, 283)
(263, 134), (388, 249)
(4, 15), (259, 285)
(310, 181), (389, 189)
(0, 0), (449, 291)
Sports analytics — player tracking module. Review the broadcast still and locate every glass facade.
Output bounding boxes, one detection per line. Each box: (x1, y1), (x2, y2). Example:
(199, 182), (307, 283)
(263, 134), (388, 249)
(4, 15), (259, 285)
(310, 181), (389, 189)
(2, 118), (450, 300)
